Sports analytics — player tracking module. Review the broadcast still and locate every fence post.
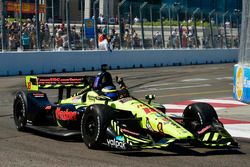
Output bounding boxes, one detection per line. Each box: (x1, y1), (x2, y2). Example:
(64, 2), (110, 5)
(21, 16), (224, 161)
(160, 4), (167, 48)
(174, 2), (182, 48)
(118, 0), (126, 50)
(150, 5), (154, 48)
(93, 0), (99, 50)
(81, 0), (84, 50)
(19, 0), (23, 50)
(234, 9), (241, 47)
(35, 0), (40, 50)
(223, 11), (229, 48)
(1, 0), (7, 51)
(193, 8), (200, 48)
(52, 0), (55, 50)
(66, 0), (71, 50)
(140, 2), (147, 49)
(169, 6), (172, 48)
(209, 9), (216, 48)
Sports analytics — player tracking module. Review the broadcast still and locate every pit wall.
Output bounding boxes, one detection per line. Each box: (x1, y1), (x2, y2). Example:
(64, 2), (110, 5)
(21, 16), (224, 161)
(0, 49), (238, 76)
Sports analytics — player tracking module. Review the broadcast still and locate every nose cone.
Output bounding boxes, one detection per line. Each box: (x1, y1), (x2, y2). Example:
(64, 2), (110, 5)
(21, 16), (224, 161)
(160, 118), (194, 140)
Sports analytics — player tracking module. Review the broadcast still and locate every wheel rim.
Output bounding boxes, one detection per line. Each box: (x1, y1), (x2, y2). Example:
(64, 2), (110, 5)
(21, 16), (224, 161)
(85, 116), (97, 137)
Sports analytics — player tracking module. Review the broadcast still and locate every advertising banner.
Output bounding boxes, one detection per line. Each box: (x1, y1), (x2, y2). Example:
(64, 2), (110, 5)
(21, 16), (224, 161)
(6, 2), (46, 14)
(84, 19), (95, 39)
(233, 64), (250, 103)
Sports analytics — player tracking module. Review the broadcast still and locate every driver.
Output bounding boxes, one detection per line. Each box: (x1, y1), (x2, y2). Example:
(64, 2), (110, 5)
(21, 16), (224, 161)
(93, 64), (115, 90)
(93, 64), (129, 99)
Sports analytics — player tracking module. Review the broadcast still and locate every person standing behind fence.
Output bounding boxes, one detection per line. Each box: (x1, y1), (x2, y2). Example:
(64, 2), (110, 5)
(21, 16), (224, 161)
(171, 29), (177, 48)
(21, 28), (30, 51)
(132, 29), (139, 49)
(55, 32), (63, 51)
(8, 31), (18, 51)
(154, 31), (162, 48)
(98, 31), (109, 51)
(124, 29), (130, 49)
(44, 24), (51, 49)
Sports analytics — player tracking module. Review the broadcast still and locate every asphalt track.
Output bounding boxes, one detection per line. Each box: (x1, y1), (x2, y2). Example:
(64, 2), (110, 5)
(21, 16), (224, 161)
(0, 63), (250, 167)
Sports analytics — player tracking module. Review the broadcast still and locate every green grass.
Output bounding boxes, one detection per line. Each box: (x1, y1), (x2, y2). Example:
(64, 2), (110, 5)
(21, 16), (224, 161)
(137, 20), (210, 27)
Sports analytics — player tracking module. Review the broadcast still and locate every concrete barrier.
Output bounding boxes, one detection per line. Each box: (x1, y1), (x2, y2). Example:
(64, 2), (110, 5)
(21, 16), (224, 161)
(0, 49), (238, 76)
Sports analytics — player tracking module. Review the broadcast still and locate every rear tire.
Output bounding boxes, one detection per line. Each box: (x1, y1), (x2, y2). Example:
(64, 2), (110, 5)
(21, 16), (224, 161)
(183, 102), (219, 132)
(13, 91), (28, 131)
(81, 104), (113, 149)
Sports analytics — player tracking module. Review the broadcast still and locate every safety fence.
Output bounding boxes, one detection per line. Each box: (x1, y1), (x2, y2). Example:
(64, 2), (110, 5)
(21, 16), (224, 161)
(0, 1), (241, 52)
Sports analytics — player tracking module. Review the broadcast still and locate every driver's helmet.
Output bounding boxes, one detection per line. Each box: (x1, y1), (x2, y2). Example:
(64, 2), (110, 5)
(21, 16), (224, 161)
(102, 86), (118, 100)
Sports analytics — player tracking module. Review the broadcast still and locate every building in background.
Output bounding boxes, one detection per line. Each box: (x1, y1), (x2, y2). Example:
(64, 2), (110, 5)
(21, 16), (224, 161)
(3, 0), (240, 23)
(162, 0), (242, 13)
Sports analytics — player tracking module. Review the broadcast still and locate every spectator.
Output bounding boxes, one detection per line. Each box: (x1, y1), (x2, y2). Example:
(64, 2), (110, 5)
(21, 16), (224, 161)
(43, 24), (51, 49)
(71, 25), (80, 49)
(182, 31), (188, 48)
(61, 28), (69, 49)
(30, 27), (36, 49)
(21, 28), (30, 51)
(171, 29), (178, 48)
(98, 14), (104, 24)
(109, 28), (117, 50)
(132, 29), (139, 49)
(98, 31), (109, 51)
(123, 29), (130, 49)
(102, 25), (108, 35)
(8, 31), (18, 51)
(134, 16), (139, 24)
(55, 32), (63, 51)
(154, 31), (162, 48)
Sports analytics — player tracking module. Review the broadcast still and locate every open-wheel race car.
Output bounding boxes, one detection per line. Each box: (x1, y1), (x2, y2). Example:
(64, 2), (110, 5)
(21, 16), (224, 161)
(13, 65), (238, 150)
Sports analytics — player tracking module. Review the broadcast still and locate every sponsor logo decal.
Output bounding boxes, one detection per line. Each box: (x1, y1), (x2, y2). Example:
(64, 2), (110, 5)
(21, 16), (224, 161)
(38, 77), (83, 85)
(107, 138), (126, 150)
(236, 66), (244, 100)
(119, 98), (132, 103)
(55, 107), (77, 121)
(45, 105), (52, 110)
(95, 116), (101, 142)
(143, 107), (157, 114)
(121, 128), (140, 136)
(198, 125), (212, 134)
(157, 122), (164, 133)
(32, 93), (45, 98)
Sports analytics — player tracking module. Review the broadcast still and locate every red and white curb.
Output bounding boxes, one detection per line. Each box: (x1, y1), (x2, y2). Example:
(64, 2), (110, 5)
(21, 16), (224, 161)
(163, 98), (250, 138)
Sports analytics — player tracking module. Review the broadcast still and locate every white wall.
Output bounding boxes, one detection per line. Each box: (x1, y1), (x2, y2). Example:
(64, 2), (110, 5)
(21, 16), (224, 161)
(0, 49), (239, 76)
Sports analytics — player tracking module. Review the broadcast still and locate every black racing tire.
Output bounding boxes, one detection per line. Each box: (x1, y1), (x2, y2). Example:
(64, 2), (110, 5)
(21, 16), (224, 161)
(81, 104), (114, 149)
(183, 102), (219, 132)
(13, 91), (28, 131)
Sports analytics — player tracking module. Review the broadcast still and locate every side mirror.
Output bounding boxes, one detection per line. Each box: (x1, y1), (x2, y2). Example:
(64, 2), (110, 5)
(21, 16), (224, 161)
(145, 95), (155, 104)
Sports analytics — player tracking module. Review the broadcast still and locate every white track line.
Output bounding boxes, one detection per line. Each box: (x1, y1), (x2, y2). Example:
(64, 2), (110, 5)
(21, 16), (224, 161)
(181, 78), (209, 82)
(224, 124), (250, 138)
(191, 99), (248, 105)
(163, 104), (225, 111)
(134, 84), (211, 93)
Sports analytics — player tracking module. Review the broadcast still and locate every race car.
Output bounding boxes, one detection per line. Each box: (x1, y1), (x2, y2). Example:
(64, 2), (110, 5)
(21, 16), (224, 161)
(13, 65), (238, 150)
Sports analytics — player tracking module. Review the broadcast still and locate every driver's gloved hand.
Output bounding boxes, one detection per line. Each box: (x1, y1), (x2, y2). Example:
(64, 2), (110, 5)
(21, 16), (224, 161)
(115, 76), (126, 89)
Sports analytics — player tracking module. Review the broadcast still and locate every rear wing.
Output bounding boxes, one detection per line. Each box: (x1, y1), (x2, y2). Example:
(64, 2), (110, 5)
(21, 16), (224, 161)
(26, 76), (95, 100)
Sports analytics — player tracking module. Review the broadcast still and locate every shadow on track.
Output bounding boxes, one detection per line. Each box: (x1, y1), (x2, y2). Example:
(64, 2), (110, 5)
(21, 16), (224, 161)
(111, 143), (245, 157)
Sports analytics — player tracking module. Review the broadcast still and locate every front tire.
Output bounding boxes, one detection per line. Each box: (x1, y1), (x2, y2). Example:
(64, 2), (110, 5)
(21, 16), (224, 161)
(13, 91), (28, 131)
(81, 104), (113, 149)
(183, 102), (219, 132)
